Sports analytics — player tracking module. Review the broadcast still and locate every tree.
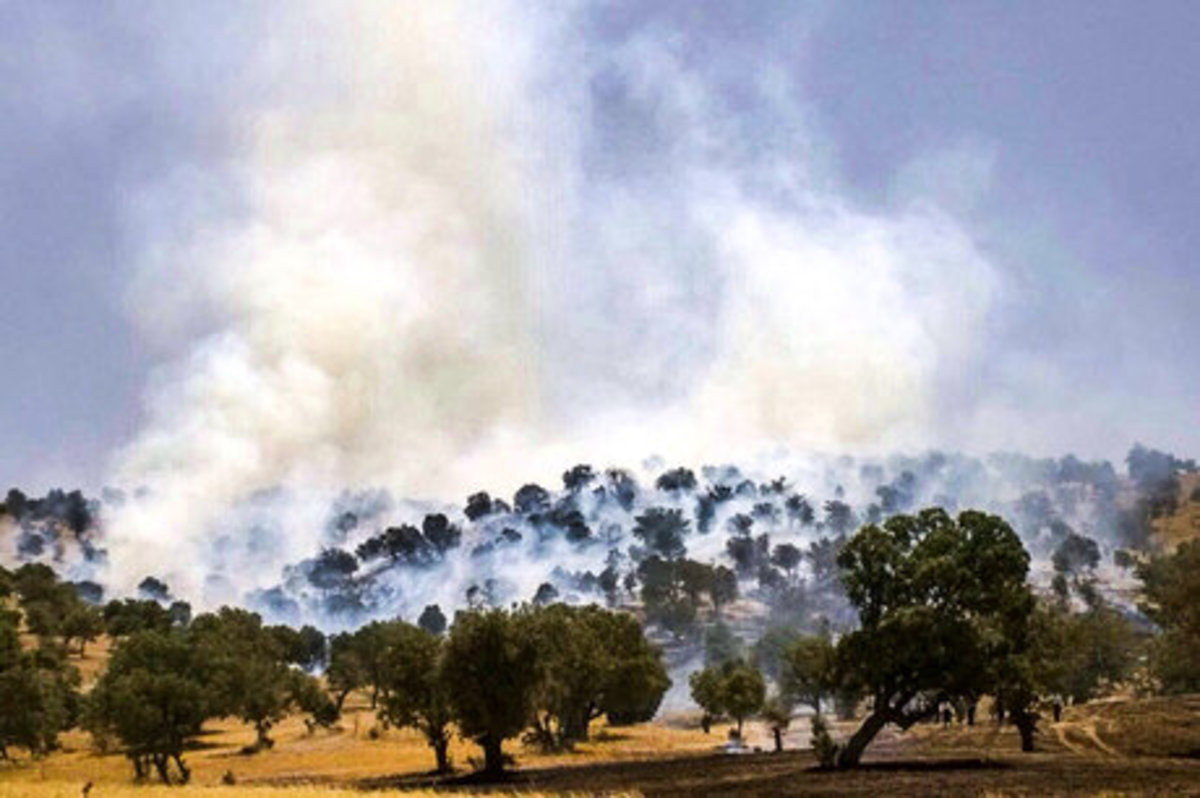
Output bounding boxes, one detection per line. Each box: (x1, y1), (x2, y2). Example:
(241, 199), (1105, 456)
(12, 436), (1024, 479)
(688, 666), (723, 733)
(688, 660), (764, 738)
(761, 694), (792, 753)
(269, 624), (327, 672)
(60, 604), (103, 656)
(1136, 540), (1200, 693)
(1027, 599), (1139, 704)
(780, 632), (838, 715)
(823, 500), (856, 536)
(85, 630), (210, 783)
(422, 513), (461, 554)
(520, 604), (668, 749)
(137, 576), (172, 603)
(326, 632), (367, 712)
(632, 508), (689, 560)
(464, 491), (495, 521)
(703, 621), (743, 667)
(377, 622), (454, 773)
(190, 608), (296, 751)
(418, 604), (448, 636)
(753, 625), (801, 682)
(806, 536), (843, 588)
(532, 582), (560, 606)
(637, 556), (697, 634)
(785, 494), (815, 527)
(1052, 532), (1101, 576)
(722, 660), (766, 737)
(709, 565), (738, 617)
(441, 608), (539, 776)
(833, 508), (1036, 767)
(604, 469), (639, 511)
(562, 464), (596, 492)
(0, 610), (77, 760)
(103, 598), (174, 637)
(655, 467), (697, 493)
(513, 483), (551, 515)
(770, 543), (802, 581)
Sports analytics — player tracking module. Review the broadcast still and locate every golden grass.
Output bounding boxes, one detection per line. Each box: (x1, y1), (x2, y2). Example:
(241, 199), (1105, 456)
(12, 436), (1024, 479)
(0, 786), (639, 798)
(0, 692), (722, 789)
(1153, 472), (1200, 549)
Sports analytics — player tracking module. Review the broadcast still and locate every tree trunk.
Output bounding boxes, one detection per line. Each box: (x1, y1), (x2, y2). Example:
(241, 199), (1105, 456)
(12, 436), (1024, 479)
(152, 753), (171, 784)
(481, 735), (505, 777)
(836, 709), (890, 768)
(433, 736), (451, 774)
(173, 753), (190, 783)
(255, 720), (274, 750)
(1012, 709), (1037, 752)
(772, 727), (783, 752)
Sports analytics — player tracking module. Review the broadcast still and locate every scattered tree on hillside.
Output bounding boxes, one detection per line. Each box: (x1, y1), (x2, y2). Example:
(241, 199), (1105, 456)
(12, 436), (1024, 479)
(655, 467), (697, 493)
(441, 608), (539, 776)
(833, 508), (1037, 766)
(688, 659), (765, 738)
(761, 694), (792, 753)
(521, 604), (669, 750)
(376, 622), (454, 773)
(632, 508), (689, 561)
(418, 603), (447, 636)
(1137, 540), (1200, 693)
(85, 630), (210, 783)
(780, 631), (838, 715)
(190, 608), (300, 752)
(0, 609), (78, 760)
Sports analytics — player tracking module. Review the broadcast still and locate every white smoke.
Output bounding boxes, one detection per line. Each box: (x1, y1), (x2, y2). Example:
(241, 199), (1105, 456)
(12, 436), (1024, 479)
(106, 3), (1002, 598)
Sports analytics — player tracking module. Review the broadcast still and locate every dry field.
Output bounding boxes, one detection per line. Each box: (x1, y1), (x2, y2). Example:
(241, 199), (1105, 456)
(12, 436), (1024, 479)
(0, 689), (730, 790)
(0, 788), (634, 798)
(3, 697), (1198, 797)
(1154, 471), (1200, 549)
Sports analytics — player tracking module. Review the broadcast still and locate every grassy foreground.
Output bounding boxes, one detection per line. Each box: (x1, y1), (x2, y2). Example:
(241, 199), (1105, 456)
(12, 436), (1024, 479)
(0, 689), (724, 789)
(3, 695), (1197, 796)
(0, 788), (637, 798)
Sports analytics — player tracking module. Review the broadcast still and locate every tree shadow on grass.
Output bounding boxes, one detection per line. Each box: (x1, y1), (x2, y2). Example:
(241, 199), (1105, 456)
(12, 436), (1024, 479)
(807, 758), (1010, 774)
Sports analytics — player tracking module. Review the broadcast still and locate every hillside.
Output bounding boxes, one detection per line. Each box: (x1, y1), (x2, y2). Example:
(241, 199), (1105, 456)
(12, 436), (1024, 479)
(1153, 472), (1200, 548)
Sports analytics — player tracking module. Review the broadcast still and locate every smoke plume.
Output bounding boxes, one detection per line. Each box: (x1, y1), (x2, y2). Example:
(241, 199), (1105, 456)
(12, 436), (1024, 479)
(107, 3), (1002, 598)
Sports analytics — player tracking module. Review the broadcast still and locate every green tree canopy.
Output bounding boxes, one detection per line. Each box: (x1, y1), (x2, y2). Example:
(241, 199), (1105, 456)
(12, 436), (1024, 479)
(1137, 540), (1200, 693)
(84, 629), (210, 783)
(687, 659), (764, 737)
(0, 609), (78, 760)
(834, 508), (1035, 766)
(441, 608), (539, 776)
(520, 604), (669, 750)
(780, 631), (838, 715)
(376, 621), (453, 773)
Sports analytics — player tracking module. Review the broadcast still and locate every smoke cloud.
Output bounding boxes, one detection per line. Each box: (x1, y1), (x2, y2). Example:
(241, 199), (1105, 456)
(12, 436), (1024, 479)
(106, 3), (1003, 597)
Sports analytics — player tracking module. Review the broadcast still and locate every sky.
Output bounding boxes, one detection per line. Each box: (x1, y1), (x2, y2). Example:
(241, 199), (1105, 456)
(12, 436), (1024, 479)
(2, 0), (1199, 499)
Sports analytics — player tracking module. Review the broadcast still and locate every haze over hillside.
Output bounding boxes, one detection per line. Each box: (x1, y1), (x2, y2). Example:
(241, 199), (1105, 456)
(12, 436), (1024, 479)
(2, 4), (1199, 615)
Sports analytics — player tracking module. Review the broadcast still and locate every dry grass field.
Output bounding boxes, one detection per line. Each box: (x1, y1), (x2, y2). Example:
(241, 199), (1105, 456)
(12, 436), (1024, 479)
(0, 788), (635, 798)
(1154, 471), (1200, 549)
(0, 688), (730, 790)
(3, 696), (1197, 797)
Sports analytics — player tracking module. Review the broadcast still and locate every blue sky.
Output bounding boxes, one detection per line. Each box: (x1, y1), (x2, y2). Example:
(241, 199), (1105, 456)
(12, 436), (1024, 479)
(2, 1), (1198, 494)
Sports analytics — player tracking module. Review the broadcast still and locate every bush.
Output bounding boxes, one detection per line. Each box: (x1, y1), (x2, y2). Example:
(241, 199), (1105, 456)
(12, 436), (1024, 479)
(810, 713), (838, 768)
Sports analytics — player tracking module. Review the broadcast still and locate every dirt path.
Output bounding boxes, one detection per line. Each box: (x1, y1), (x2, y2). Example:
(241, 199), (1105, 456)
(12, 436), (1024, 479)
(1051, 704), (1123, 759)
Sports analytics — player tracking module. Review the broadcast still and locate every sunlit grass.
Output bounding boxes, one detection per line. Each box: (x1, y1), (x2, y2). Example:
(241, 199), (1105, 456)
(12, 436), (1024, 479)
(0, 692), (722, 789)
(0, 786), (640, 798)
